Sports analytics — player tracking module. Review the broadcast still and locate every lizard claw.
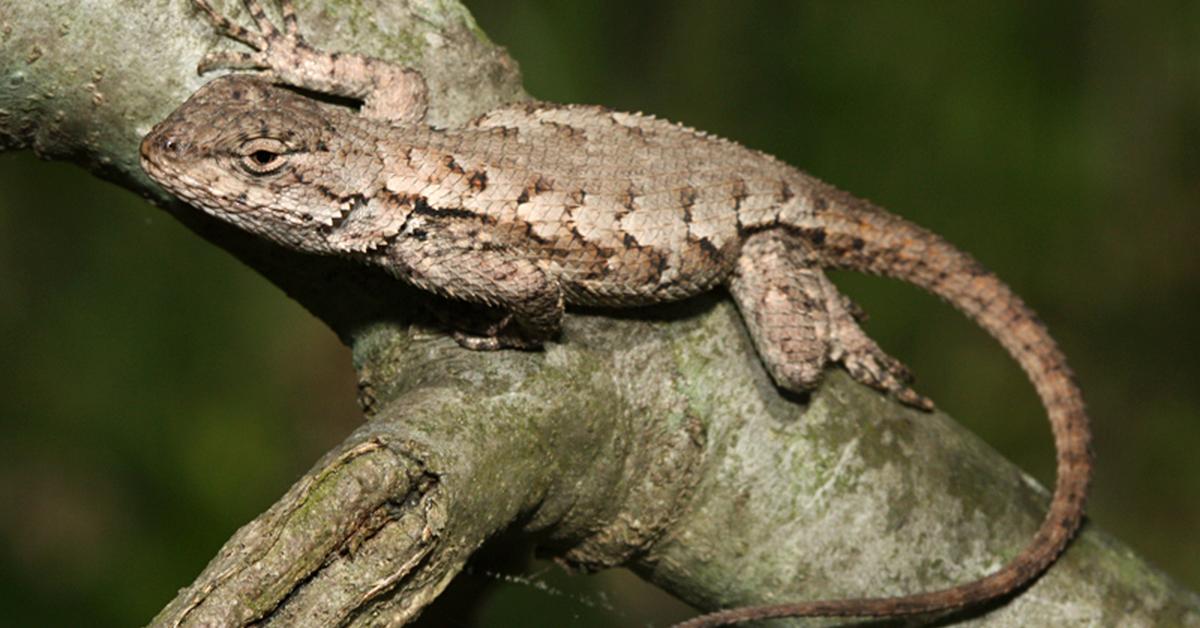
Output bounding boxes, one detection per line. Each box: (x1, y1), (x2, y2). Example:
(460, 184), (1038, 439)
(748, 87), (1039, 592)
(451, 314), (544, 351)
(241, 0), (283, 39)
(279, 0), (300, 36)
(197, 50), (269, 75)
(452, 331), (542, 352)
(192, 0), (270, 51)
(837, 344), (934, 411)
(190, 0), (308, 76)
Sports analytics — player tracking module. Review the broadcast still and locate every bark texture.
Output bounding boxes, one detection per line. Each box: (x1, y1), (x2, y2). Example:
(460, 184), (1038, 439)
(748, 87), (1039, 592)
(1, 1), (1198, 625)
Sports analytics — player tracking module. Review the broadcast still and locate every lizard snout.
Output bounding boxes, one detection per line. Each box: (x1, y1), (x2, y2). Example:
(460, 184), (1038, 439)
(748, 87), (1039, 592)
(139, 124), (194, 182)
(142, 130), (182, 160)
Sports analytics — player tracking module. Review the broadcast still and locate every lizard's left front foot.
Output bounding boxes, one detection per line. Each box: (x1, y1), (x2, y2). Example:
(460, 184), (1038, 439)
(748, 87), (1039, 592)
(190, 0), (427, 122)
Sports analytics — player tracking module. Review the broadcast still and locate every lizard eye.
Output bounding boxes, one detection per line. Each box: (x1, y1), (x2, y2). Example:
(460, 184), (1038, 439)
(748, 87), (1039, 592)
(238, 138), (289, 175)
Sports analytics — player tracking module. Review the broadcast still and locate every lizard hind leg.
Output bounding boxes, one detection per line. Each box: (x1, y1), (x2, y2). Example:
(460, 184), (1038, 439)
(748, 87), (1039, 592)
(730, 231), (932, 410)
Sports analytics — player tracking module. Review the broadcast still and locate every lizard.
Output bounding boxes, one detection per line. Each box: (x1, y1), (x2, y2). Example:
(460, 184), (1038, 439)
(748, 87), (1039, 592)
(138, 1), (1093, 626)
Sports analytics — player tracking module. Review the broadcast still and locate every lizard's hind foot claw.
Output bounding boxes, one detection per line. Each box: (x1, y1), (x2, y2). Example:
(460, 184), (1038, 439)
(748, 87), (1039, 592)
(838, 345), (934, 411)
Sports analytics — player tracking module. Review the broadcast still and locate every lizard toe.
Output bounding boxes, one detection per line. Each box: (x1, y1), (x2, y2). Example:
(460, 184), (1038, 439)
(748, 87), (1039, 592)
(452, 330), (542, 352)
(198, 50), (270, 75)
(839, 347), (933, 411)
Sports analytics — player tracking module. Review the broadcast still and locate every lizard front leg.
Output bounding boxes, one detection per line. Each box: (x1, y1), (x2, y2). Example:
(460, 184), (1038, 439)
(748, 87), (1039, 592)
(384, 219), (565, 350)
(730, 231), (932, 409)
(191, 0), (427, 122)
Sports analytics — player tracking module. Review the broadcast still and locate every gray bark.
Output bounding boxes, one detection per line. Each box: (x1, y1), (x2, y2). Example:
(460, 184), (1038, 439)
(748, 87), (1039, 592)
(2, 0), (1198, 625)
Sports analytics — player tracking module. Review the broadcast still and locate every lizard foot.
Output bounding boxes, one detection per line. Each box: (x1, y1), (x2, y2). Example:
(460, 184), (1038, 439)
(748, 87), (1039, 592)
(829, 322), (933, 411)
(190, 0), (427, 122)
(192, 0), (300, 75)
(730, 231), (933, 410)
(451, 315), (544, 351)
(452, 332), (540, 351)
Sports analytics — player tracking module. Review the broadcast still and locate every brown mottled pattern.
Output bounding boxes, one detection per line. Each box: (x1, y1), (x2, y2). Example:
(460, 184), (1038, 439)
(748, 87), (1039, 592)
(402, 101), (798, 304)
(141, 2), (1092, 627)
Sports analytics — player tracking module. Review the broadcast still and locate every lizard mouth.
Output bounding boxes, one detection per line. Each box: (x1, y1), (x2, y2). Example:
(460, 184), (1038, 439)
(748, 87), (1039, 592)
(139, 129), (231, 213)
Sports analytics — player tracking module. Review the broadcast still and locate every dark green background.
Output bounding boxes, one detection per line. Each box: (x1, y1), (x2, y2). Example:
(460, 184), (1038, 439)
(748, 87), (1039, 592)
(1, 2), (1196, 626)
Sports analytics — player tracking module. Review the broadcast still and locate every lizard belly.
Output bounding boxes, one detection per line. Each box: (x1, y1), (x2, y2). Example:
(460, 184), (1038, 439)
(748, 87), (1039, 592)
(543, 236), (739, 307)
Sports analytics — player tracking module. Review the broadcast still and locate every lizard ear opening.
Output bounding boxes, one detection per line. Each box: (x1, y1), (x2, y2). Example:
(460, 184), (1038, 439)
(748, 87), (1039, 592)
(238, 138), (290, 175)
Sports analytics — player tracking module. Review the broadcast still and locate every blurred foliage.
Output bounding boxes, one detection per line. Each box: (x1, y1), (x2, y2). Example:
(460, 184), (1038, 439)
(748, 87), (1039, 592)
(0, 1), (1197, 626)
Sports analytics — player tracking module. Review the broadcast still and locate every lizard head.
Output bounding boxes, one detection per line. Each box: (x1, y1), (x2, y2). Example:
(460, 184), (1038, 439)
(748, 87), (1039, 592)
(140, 75), (379, 253)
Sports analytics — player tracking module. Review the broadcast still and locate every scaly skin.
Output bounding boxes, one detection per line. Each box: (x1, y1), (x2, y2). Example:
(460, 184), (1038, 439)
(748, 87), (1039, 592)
(139, 1), (1092, 626)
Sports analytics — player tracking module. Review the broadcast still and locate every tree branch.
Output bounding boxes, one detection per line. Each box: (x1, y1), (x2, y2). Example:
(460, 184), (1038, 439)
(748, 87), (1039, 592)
(2, 1), (1198, 625)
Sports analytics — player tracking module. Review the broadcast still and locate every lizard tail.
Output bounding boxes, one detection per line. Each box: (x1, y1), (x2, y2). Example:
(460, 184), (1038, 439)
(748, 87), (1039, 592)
(677, 193), (1092, 627)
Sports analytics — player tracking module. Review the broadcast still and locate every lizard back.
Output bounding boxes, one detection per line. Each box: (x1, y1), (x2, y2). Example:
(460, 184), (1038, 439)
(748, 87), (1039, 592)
(387, 101), (813, 305)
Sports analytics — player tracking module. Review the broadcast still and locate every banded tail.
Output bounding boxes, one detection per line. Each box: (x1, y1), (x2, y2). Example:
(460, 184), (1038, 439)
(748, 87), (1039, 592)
(678, 191), (1091, 627)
